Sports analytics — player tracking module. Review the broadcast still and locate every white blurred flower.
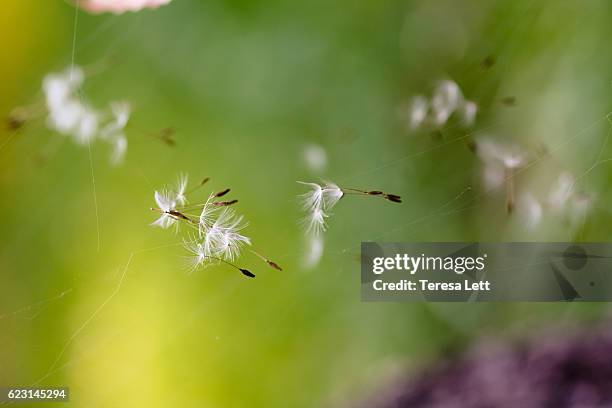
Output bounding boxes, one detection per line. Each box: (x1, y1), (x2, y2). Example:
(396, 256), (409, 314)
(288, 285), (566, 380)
(461, 100), (478, 127)
(431, 80), (462, 126)
(408, 95), (429, 129)
(79, 0), (172, 14)
(477, 138), (527, 170)
(101, 101), (130, 139)
(482, 162), (505, 189)
(303, 235), (324, 269)
(405, 80), (477, 130)
(184, 238), (208, 273)
(548, 172), (575, 211)
(518, 193), (542, 229)
(46, 100), (84, 135)
(477, 138), (526, 189)
(43, 66), (100, 144)
(569, 192), (592, 227)
(42, 67), (130, 165)
(302, 144), (327, 173)
(110, 135), (128, 165)
(100, 101), (130, 164)
(74, 106), (99, 144)
(43, 66), (84, 109)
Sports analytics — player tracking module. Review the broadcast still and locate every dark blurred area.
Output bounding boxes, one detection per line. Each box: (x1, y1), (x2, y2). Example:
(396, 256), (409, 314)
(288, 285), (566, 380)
(370, 323), (612, 408)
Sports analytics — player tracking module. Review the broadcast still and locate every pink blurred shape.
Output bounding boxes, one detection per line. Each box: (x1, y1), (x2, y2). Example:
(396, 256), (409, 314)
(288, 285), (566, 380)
(78, 0), (171, 14)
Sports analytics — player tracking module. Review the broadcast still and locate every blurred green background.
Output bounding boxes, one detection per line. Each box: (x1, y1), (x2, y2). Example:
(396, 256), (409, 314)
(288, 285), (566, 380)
(2, 0), (612, 406)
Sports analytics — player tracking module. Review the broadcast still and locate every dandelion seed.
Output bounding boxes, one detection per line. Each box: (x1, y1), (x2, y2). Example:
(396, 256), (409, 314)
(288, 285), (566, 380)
(184, 238), (207, 271)
(250, 249), (283, 271)
(297, 181), (324, 211)
(201, 207), (250, 261)
(198, 194), (219, 234)
(216, 230), (251, 261)
(151, 174), (277, 278)
(267, 260), (282, 271)
(298, 181), (401, 236)
(151, 190), (178, 229)
(385, 194), (403, 203)
(213, 199), (238, 206)
(322, 182), (344, 210)
(240, 269), (255, 278)
(304, 207), (328, 235)
(214, 188), (231, 198)
(174, 173), (189, 205)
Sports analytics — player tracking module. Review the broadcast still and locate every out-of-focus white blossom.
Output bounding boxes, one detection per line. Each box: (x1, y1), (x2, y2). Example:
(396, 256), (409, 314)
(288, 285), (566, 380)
(476, 138), (528, 191)
(302, 144), (327, 173)
(110, 136), (128, 165)
(79, 0), (172, 14)
(569, 192), (592, 227)
(482, 162), (505, 189)
(42, 66), (131, 165)
(408, 95), (429, 129)
(303, 235), (324, 269)
(431, 80), (463, 126)
(546, 172), (593, 227)
(548, 172), (575, 211)
(476, 138), (527, 169)
(518, 193), (542, 229)
(404, 80), (478, 130)
(461, 100), (478, 127)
